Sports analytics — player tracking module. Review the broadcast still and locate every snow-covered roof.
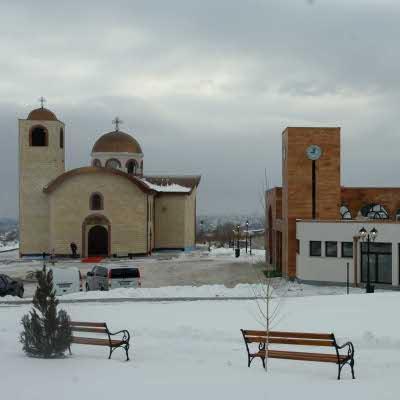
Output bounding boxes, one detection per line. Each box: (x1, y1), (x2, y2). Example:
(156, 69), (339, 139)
(140, 179), (191, 193)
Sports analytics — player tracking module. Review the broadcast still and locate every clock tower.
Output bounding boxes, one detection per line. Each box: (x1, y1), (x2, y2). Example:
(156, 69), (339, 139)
(281, 127), (341, 278)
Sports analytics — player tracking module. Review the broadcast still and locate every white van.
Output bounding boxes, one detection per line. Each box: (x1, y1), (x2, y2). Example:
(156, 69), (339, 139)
(50, 267), (83, 296)
(86, 265), (141, 291)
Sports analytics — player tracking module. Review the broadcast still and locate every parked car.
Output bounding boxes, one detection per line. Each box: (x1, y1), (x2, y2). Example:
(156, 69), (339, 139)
(0, 274), (24, 298)
(86, 265), (141, 291)
(49, 267), (83, 296)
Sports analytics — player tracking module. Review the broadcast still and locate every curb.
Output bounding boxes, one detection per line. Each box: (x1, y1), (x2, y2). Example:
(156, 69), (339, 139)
(0, 248), (19, 253)
(0, 296), (263, 306)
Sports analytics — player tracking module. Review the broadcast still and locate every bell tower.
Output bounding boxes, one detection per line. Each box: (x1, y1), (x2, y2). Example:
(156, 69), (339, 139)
(19, 100), (65, 256)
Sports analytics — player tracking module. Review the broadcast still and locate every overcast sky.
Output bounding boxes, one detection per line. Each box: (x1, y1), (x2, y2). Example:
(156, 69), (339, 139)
(1, 0), (400, 218)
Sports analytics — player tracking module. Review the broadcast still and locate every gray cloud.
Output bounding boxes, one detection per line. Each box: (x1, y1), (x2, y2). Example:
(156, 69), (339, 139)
(1, 0), (400, 218)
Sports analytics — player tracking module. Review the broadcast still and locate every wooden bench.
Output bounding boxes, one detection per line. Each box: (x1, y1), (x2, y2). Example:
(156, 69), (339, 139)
(241, 330), (355, 380)
(69, 321), (131, 361)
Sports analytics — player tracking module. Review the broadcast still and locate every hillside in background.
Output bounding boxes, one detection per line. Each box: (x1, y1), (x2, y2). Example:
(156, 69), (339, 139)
(0, 218), (18, 246)
(197, 214), (265, 233)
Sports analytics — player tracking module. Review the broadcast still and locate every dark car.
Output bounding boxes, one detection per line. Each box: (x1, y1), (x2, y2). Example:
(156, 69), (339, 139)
(0, 274), (24, 298)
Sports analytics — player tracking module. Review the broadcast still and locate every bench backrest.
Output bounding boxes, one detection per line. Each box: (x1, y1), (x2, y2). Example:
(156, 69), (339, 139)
(241, 330), (335, 347)
(70, 321), (108, 334)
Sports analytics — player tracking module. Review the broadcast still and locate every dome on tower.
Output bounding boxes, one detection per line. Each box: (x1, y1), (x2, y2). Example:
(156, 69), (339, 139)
(27, 107), (58, 121)
(92, 131), (143, 154)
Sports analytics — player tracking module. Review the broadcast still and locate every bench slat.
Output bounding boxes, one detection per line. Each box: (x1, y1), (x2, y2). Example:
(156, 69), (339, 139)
(71, 337), (125, 347)
(245, 337), (334, 347)
(255, 350), (347, 363)
(70, 321), (107, 328)
(243, 330), (333, 340)
(71, 327), (108, 334)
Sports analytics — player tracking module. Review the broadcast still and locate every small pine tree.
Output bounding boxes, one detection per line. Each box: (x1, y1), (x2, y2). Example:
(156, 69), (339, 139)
(20, 264), (72, 358)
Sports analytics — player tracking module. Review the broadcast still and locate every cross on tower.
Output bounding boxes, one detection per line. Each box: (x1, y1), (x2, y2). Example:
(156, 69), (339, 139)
(112, 116), (123, 131)
(39, 96), (46, 108)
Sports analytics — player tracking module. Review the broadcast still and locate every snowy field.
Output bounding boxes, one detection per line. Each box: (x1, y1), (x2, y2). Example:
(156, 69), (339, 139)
(1, 292), (399, 399)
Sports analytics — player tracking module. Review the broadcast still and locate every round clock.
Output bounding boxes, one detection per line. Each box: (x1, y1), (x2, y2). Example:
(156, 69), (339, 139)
(306, 145), (322, 160)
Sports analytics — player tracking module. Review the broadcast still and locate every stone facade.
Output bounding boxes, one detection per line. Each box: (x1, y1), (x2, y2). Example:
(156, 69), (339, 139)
(19, 118), (65, 255)
(47, 170), (150, 256)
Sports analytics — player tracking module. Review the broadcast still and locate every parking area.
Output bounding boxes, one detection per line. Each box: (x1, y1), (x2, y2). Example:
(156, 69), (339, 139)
(0, 249), (266, 298)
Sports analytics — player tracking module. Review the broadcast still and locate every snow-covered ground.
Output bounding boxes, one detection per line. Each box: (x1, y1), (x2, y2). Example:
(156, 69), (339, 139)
(0, 241), (19, 252)
(0, 292), (399, 399)
(0, 281), (365, 303)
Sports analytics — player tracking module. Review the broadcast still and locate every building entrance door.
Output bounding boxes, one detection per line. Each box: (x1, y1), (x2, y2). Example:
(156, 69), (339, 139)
(361, 242), (392, 284)
(88, 225), (109, 256)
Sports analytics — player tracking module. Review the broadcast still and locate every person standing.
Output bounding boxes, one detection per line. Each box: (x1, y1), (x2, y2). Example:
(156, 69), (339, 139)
(70, 242), (77, 258)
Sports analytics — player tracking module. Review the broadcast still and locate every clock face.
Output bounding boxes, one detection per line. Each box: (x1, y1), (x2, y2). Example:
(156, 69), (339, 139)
(306, 145), (322, 160)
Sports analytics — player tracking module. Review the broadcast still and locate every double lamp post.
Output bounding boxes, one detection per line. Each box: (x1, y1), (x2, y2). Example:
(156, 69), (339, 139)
(358, 226), (378, 294)
(234, 220), (252, 257)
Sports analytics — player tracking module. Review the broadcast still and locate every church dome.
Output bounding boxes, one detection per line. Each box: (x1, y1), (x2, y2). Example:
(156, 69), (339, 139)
(27, 107), (58, 121)
(92, 131), (143, 153)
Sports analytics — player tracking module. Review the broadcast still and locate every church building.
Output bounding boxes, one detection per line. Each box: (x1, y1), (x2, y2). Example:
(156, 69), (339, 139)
(19, 104), (200, 258)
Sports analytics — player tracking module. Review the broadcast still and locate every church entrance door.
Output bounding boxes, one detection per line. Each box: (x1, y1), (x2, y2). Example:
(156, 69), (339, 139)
(88, 225), (109, 256)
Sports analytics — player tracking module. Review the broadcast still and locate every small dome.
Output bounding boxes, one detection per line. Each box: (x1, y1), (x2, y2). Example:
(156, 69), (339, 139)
(27, 107), (58, 121)
(92, 131), (143, 153)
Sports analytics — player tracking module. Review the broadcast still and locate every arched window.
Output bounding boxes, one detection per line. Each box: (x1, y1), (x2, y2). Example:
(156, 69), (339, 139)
(90, 193), (103, 210)
(126, 159), (137, 174)
(92, 159), (102, 167)
(60, 128), (64, 148)
(340, 205), (352, 220)
(30, 126), (48, 147)
(360, 203), (389, 219)
(105, 158), (121, 169)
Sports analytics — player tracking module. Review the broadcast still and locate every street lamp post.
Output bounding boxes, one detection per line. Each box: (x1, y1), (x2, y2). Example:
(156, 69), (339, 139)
(245, 220), (249, 254)
(249, 232), (252, 255)
(359, 227), (378, 294)
(200, 220), (204, 245)
(235, 224), (241, 257)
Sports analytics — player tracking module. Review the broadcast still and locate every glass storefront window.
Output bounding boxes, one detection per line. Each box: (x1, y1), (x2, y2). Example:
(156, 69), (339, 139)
(361, 242), (392, 284)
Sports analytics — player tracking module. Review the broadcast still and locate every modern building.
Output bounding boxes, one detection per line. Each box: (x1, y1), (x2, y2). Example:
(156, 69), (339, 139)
(266, 127), (400, 287)
(19, 105), (200, 257)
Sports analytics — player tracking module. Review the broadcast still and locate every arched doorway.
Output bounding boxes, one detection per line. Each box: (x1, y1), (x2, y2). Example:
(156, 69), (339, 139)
(88, 225), (109, 256)
(82, 214), (111, 257)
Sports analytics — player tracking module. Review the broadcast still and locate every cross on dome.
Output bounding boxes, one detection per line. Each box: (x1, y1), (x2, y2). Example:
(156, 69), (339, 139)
(38, 96), (46, 108)
(112, 116), (123, 131)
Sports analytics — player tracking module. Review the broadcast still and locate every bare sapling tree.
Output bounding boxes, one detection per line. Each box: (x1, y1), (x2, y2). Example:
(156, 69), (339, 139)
(250, 263), (288, 372)
(248, 167), (288, 371)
